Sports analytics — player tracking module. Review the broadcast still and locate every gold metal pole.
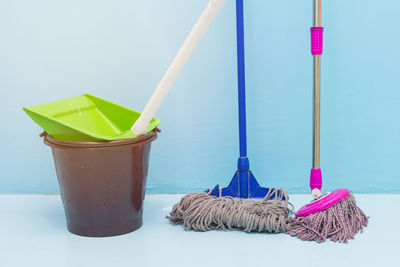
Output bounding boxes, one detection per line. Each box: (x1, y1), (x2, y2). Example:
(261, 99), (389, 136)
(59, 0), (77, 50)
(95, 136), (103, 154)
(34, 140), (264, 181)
(313, 0), (321, 169)
(314, 0), (321, 26)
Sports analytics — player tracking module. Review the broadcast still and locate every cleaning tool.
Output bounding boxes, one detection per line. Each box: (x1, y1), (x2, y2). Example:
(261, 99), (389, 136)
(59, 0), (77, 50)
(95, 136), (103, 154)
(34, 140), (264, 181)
(286, 0), (368, 243)
(24, 0), (228, 141)
(23, 94), (161, 141)
(168, 0), (291, 233)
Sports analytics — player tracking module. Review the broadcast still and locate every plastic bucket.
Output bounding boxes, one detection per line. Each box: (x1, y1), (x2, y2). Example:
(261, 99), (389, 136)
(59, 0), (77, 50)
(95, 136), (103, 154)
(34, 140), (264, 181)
(43, 130), (158, 237)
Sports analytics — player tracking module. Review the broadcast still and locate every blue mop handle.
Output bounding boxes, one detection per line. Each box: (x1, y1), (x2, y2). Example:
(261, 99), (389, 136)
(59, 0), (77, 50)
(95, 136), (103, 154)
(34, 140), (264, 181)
(236, 0), (247, 160)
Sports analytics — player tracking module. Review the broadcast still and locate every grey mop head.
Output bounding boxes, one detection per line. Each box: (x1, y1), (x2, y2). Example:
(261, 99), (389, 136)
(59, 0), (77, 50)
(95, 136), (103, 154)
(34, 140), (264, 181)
(286, 194), (368, 243)
(167, 188), (293, 233)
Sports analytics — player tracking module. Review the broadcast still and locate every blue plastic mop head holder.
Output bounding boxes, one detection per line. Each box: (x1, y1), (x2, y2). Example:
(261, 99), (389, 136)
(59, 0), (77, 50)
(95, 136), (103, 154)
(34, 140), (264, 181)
(207, 0), (285, 200)
(207, 156), (285, 199)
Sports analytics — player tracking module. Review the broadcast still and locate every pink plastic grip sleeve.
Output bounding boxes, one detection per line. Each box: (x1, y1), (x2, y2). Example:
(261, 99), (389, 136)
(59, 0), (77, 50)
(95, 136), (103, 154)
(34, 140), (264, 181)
(310, 168), (322, 191)
(310, 26), (324, 55)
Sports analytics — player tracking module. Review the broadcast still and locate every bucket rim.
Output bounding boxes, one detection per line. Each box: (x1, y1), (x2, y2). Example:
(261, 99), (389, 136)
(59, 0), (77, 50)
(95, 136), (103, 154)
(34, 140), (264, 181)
(43, 129), (158, 149)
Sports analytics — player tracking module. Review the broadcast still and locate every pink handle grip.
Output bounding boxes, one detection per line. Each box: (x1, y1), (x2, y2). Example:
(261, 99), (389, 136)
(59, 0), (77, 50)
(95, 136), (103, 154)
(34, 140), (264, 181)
(310, 168), (322, 191)
(310, 26), (324, 55)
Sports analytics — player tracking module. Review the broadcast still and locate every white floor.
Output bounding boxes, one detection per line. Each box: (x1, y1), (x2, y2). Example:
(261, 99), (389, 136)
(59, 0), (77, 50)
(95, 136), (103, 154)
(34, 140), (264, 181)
(0, 194), (398, 267)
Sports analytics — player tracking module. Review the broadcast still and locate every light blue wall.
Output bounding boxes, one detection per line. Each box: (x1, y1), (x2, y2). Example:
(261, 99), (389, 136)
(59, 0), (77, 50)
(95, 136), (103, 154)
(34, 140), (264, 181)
(1, 0), (399, 194)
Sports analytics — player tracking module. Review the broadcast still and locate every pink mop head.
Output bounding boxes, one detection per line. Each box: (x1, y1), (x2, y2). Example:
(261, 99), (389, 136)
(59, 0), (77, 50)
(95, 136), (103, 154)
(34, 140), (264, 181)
(287, 188), (368, 243)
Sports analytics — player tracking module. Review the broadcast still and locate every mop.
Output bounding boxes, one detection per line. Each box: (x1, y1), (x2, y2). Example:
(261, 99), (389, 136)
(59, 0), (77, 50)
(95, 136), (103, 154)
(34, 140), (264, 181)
(286, 0), (368, 243)
(168, 0), (292, 233)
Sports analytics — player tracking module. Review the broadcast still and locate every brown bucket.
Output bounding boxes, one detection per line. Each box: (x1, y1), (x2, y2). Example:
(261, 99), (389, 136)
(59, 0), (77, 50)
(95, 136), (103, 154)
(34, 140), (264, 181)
(43, 130), (158, 237)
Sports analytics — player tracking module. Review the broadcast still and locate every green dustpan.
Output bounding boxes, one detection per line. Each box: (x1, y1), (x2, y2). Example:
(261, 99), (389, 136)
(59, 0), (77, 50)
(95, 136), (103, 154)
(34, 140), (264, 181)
(23, 94), (161, 141)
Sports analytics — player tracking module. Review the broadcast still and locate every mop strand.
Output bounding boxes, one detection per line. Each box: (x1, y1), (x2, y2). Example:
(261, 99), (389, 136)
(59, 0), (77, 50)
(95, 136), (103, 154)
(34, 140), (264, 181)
(167, 187), (293, 233)
(286, 194), (368, 243)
